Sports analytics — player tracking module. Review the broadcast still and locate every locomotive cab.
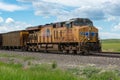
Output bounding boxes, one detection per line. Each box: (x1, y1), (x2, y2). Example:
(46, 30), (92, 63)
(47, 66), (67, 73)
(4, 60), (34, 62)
(64, 18), (101, 54)
(73, 18), (93, 27)
(74, 18), (101, 53)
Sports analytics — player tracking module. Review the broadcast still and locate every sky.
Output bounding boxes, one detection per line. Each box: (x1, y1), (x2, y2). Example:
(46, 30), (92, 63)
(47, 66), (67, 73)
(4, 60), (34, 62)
(0, 0), (120, 39)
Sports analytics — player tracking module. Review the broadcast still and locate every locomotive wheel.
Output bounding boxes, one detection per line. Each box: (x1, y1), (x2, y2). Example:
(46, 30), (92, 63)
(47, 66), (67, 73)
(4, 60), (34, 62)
(77, 50), (82, 55)
(22, 47), (27, 51)
(66, 50), (69, 54)
(82, 50), (90, 55)
(73, 50), (77, 54)
(36, 48), (39, 52)
(28, 47), (32, 52)
(31, 48), (34, 52)
(44, 49), (48, 53)
(62, 50), (69, 54)
(62, 50), (67, 54)
(69, 50), (74, 54)
(34, 49), (36, 52)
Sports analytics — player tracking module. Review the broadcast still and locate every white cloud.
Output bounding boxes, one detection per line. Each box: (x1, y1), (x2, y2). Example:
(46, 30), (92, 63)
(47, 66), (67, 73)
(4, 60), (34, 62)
(17, 0), (120, 22)
(42, 0), (108, 7)
(0, 16), (4, 23)
(27, 1), (105, 22)
(100, 32), (120, 39)
(103, 0), (120, 16)
(96, 26), (103, 30)
(5, 18), (14, 24)
(105, 16), (116, 22)
(0, 17), (32, 33)
(33, 1), (66, 16)
(113, 23), (120, 31)
(0, 2), (28, 12)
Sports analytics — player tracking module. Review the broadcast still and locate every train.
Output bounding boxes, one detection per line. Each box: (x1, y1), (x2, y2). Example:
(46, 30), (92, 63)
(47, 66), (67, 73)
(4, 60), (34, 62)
(0, 18), (101, 54)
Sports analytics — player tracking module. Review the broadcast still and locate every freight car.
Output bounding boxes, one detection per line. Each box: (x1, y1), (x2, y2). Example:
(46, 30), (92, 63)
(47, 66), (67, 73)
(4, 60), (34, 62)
(2, 30), (28, 50)
(0, 34), (2, 49)
(25, 18), (101, 54)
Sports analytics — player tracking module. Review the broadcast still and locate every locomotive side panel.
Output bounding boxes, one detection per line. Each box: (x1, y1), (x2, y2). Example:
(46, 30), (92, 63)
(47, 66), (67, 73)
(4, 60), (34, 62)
(53, 25), (77, 43)
(53, 27), (66, 43)
(26, 26), (41, 44)
(40, 25), (53, 43)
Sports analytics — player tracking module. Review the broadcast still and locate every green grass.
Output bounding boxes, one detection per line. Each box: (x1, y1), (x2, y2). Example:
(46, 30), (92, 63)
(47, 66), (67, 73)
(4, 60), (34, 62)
(0, 53), (35, 61)
(0, 62), (120, 80)
(89, 71), (120, 80)
(102, 39), (120, 52)
(81, 66), (101, 78)
(68, 66), (120, 80)
(0, 62), (78, 80)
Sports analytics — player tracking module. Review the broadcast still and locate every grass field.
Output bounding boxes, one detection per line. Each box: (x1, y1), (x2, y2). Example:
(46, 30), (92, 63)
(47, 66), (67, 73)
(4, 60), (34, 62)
(0, 62), (120, 80)
(102, 39), (120, 52)
(0, 62), (78, 80)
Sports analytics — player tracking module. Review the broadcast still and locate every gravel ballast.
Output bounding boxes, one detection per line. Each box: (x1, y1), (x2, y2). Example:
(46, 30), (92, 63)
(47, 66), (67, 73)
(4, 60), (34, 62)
(0, 50), (120, 69)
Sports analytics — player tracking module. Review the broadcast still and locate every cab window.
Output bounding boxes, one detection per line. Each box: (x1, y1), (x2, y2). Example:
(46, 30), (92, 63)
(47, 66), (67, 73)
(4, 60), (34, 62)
(73, 19), (93, 26)
(65, 22), (72, 28)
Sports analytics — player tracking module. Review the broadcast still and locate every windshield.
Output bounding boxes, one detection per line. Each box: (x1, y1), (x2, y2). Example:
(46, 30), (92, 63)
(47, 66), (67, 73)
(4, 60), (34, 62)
(73, 19), (93, 26)
(65, 22), (72, 28)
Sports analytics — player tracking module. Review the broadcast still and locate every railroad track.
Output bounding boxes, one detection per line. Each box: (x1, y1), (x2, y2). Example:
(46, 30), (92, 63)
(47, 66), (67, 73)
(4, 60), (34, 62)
(90, 52), (120, 58)
(49, 51), (120, 58)
(0, 49), (120, 58)
(50, 51), (120, 58)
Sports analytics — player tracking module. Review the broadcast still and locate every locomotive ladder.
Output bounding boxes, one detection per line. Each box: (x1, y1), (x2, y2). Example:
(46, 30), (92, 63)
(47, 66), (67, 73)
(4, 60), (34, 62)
(78, 36), (89, 54)
(79, 27), (92, 53)
(81, 36), (88, 46)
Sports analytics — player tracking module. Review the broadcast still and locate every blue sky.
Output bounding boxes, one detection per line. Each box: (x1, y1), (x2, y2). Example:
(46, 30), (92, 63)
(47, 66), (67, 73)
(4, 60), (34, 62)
(0, 0), (120, 39)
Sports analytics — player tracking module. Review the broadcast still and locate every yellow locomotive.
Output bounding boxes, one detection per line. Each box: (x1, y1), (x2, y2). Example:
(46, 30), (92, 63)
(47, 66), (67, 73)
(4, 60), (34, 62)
(25, 18), (101, 54)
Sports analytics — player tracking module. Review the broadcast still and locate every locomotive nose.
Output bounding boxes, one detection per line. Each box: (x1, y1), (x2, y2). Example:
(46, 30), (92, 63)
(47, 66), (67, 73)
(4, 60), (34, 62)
(79, 26), (98, 42)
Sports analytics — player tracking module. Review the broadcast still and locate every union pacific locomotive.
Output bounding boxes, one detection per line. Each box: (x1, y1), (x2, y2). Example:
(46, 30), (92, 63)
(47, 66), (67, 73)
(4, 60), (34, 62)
(0, 18), (101, 54)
